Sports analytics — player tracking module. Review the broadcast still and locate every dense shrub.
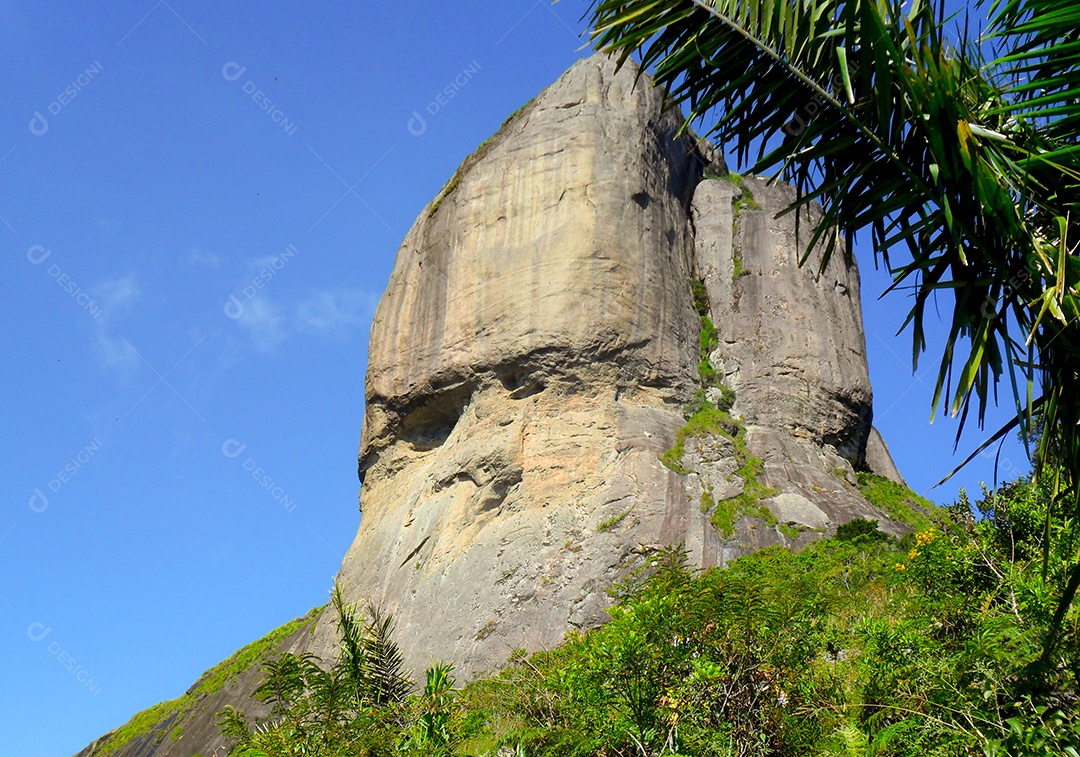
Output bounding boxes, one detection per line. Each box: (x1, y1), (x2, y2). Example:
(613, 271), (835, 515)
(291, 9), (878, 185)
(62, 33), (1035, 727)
(223, 479), (1079, 756)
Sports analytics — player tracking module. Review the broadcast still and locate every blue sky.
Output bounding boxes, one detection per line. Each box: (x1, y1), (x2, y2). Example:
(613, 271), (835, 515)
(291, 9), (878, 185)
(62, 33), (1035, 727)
(0, 2), (1027, 755)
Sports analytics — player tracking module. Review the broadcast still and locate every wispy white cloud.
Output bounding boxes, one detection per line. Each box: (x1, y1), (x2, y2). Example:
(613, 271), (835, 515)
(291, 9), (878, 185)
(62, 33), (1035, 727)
(237, 296), (287, 352)
(229, 287), (376, 352)
(93, 273), (140, 319)
(248, 253), (296, 272)
(90, 273), (142, 379)
(92, 331), (141, 379)
(295, 288), (376, 338)
(187, 248), (220, 269)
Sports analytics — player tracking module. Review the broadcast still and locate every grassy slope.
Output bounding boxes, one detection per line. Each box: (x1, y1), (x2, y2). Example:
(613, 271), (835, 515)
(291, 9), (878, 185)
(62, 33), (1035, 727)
(87, 606), (322, 756)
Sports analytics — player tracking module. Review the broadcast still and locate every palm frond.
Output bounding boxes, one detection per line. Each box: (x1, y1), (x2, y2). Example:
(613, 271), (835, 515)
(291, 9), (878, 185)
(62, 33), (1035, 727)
(363, 604), (411, 706)
(588, 0), (1080, 655)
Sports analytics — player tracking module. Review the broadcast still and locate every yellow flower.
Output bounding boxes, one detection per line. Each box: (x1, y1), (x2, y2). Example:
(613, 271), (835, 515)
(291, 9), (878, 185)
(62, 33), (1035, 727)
(908, 550), (920, 560)
(914, 530), (937, 547)
(895, 563), (906, 571)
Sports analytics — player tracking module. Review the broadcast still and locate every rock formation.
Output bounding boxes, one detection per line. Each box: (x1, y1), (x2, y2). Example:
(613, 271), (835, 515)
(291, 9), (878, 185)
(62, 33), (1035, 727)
(308, 54), (908, 680)
(76, 54), (916, 757)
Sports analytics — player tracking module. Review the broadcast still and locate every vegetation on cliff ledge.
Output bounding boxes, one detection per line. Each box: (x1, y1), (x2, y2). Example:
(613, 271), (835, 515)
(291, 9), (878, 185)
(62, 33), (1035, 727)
(662, 281), (776, 537)
(220, 477), (1079, 756)
(855, 471), (939, 532)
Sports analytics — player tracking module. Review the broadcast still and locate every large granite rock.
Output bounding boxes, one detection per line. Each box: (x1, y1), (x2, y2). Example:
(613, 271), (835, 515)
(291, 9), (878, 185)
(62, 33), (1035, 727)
(317, 54), (706, 677)
(74, 54), (914, 757)
(309, 55), (907, 679)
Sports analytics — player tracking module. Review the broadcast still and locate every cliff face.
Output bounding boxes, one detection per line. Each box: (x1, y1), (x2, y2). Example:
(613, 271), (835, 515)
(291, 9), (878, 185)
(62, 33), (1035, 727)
(318, 55), (705, 677)
(76, 55), (911, 757)
(311, 55), (906, 679)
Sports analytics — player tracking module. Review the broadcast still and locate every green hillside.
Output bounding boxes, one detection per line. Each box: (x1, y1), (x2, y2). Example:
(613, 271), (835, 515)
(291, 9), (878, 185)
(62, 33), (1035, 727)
(221, 479), (1079, 756)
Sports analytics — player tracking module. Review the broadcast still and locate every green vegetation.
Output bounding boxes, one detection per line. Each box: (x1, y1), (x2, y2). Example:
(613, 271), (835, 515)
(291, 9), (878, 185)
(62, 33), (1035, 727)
(221, 587), (454, 757)
(661, 405), (740, 474)
(100, 701), (186, 757)
(596, 508), (632, 532)
(428, 174), (463, 218)
(661, 401), (777, 537)
(778, 522), (801, 540)
(93, 608), (321, 756)
(500, 97), (535, 130)
(855, 472), (939, 531)
(687, 278), (733, 397)
(698, 315), (717, 361)
(728, 170), (763, 214)
(711, 443), (779, 537)
(220, 479), (1080, 755)
(589, 0), (1080, 657)
(690, 278), (718, 366)
(731, 247), (750, 280)
(440, 98), (536, 213)
(477, 99), (531, 154)
(690, 278), (710, 316)
(667, 280), (775, 536)
(194, 607), (322, 697)
(834, 517), (888, 543)
(828, 465), (851, 483)
(725, 173), (758, 283)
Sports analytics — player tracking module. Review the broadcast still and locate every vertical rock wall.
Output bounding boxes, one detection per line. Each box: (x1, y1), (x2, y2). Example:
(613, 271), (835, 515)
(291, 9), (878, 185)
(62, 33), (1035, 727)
(317, 55), (908, 679)
(325, 56), (708, 678)
(695, 177), (873, 462)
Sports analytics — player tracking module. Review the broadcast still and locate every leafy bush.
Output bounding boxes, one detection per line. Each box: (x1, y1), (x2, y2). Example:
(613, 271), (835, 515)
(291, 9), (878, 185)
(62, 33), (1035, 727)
(835, 518), (888, 543)
(221, 479), (1079, 756)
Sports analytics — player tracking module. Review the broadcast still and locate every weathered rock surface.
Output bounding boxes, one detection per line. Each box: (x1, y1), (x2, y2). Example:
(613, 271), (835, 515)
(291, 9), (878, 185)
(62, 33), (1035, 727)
(75, 54), (913, 757)
(314, 54), (706, 678)
(695, 176), (873, 464)
(678, 171), (906, 567)
(309, 55), (906, 679)
(866, 425), (907, 485)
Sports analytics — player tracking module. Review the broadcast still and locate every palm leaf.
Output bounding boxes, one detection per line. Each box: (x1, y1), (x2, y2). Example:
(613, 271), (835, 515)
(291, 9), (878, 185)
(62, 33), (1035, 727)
(587, 0), (1080, 656)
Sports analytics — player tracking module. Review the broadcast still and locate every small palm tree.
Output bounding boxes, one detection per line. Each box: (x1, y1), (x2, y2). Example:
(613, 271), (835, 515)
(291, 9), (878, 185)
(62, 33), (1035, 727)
(220, 586), (413, 755)
(331, 583), (411, 708)
(412, 663), (457, 753)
